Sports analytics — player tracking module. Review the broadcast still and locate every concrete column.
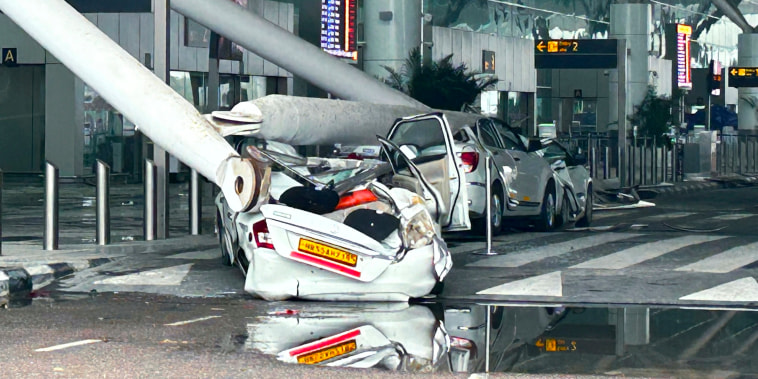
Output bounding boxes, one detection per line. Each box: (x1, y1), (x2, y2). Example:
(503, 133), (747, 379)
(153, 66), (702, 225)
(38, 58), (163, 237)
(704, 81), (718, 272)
(363, 0), (422, 80)
(738, 34), (758, 131)
(609, 2), (651, 132)
(45, 64), (84, 177)
(154, 0), (170, 239)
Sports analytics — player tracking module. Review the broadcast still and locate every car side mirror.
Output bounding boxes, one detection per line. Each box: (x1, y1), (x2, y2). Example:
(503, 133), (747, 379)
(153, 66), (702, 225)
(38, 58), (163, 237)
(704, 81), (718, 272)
(527, 139), (543, 152)
(573, 154), (587, 166)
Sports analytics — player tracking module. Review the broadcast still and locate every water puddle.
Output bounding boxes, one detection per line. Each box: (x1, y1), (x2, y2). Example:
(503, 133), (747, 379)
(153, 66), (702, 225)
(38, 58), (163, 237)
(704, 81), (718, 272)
(236, 301), (758, 376)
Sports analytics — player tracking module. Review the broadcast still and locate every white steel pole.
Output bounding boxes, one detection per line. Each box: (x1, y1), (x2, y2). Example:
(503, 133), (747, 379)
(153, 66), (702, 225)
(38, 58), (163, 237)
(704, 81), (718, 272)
(171, 0), (428, 109)
(0, 0), (257, 212)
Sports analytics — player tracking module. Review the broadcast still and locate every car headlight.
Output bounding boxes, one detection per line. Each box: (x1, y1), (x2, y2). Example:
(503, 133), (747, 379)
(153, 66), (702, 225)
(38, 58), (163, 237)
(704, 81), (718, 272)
(400, 204), (436, 250)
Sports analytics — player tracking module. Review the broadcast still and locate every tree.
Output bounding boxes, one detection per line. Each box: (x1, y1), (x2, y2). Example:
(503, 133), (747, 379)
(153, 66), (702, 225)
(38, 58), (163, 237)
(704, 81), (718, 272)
(383, 47), (498, 111)
(628, 86), (672, 144)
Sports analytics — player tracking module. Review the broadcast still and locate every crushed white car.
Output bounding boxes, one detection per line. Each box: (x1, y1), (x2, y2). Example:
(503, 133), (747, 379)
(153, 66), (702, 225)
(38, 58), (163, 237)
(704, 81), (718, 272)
(215, 141), (453, 301)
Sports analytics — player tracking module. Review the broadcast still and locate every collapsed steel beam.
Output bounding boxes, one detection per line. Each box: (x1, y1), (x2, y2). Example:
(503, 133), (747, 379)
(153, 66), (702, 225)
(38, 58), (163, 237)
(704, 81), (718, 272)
(0, 0), (258, 212)
(711, 0), (755, 33)
(171, 0), (428, 110)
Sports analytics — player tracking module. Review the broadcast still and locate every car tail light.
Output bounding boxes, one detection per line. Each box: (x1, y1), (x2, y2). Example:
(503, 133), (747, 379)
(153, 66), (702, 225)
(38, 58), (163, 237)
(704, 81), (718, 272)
(459, 152), (479, 173)
(252, 219), (274, 249)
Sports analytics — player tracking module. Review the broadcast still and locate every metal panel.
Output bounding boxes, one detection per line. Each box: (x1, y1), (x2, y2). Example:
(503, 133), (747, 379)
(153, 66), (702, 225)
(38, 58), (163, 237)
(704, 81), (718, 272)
(435, 27), (451, 62)
(169, 10), (180, 69)
(524, 38), (536, 92)
(501, 35), (511, 92)
(119, 13), (141, 59)
(97, 13), (119, 42)
(139, 13), (154, 67)
(219, 59), (232, 73)
(177, 14), (198, 71)
(471, 32), (482, 74)
(461, 30), (474, 72)
(451, 28), (463, 67)
(196, 48), (209, 72)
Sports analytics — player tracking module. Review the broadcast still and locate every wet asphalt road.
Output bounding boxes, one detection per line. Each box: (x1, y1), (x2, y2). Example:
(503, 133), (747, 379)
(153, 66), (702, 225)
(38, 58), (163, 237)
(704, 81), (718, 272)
(2, 183), (758, 377)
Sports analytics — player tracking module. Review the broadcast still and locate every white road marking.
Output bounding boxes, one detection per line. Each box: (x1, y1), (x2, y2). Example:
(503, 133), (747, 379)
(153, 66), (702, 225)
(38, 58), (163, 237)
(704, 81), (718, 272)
(711, 213), (754, 221)
(679, 277), (758, 302)
(640, 212), (694, 222)
(571, 235), (727, 270)
(675, 242), (758, 273)
(477, 271), (563, 297)
(164, 315), (222, 326)
(93, 263), (193, 286)
(166, 249), (218, 260)
(35, 339), (102, 352)
(466, 233), (640, 268)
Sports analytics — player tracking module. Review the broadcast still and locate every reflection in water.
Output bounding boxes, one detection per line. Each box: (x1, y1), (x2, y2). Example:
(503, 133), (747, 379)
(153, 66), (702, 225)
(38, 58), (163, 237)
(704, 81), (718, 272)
(245, 302), (449, 372)
(242, 302), (758, 376)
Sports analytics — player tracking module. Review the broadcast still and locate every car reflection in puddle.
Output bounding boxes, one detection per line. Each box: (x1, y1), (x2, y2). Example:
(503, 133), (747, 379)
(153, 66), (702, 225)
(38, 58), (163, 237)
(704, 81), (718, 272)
(241, 301), (758, 376)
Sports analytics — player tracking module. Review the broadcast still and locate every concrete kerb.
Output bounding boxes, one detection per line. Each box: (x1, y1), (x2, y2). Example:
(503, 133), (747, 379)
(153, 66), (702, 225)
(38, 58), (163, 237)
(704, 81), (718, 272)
(0, 234), (218, 303)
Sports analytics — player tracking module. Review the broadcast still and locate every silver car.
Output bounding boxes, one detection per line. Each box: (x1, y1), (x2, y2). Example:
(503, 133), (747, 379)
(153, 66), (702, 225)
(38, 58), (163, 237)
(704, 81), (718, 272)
(387, 112), (588, 233)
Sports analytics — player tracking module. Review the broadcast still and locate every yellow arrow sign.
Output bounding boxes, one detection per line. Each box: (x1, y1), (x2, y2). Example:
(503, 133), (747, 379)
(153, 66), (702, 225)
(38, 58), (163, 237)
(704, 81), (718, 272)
(732, 68), (738, 76)
(537, 41), (545, 53)
(535, 339), (545, 347)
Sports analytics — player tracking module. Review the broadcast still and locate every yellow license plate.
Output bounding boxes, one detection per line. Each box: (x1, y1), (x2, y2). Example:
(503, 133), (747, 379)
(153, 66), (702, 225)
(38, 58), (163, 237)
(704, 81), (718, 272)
(298, 239), (358, 267)
(297, 340), (357, 365)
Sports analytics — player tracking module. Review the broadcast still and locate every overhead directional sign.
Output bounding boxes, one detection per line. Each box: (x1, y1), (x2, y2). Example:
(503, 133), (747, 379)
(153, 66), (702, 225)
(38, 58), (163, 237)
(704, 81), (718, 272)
(728, 67), (758, 88)
(534, 39), (617, 69)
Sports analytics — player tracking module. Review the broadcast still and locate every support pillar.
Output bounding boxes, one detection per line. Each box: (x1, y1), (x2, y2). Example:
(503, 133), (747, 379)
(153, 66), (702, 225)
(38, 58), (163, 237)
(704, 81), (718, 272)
(738, 34), (758, 131)
(362, 0), (422, 79)
(154, 0), (170, 239)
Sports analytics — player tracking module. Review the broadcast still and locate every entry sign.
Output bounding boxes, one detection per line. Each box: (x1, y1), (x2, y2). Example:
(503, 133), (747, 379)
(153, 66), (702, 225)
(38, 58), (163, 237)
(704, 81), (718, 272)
(728, 67), (758, 88)
(534, 39), (617, 69)
(2, 48), (17, 66)
(482, 50), (495, 74)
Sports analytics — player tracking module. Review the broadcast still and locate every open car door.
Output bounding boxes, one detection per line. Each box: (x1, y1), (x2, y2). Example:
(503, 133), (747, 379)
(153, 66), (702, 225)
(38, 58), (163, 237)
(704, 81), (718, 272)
(384, 113), (470, 231)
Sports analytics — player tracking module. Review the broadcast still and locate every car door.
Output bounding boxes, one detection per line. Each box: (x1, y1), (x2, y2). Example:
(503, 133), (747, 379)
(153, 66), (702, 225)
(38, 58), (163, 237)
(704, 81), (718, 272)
(489, 119), (544, 208)
(385, 112), (470, 231)
(541, 141), (588, 212)
(474, 119), (517, 189)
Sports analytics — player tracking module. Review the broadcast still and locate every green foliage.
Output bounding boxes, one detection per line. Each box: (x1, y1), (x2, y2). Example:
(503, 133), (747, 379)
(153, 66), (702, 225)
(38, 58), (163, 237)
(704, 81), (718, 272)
(383, 47), (498, 111)
(628, 86), (672, 143)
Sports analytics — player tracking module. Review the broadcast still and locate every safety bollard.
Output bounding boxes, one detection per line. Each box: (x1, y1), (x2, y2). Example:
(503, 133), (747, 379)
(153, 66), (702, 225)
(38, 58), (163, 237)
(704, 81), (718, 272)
(485, 304), (492, 373)
(604, 146), (609, 179)
(144, 160), (157, 241)
(44, 161), (59, 250)
(96, 160), (110, 245)
(189, 168), (201, 235)
(474, 156), (496, 256)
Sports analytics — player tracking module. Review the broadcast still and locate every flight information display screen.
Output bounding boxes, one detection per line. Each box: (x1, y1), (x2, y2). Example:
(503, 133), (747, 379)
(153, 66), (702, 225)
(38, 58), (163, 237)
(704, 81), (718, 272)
(320, 0), (357, 61)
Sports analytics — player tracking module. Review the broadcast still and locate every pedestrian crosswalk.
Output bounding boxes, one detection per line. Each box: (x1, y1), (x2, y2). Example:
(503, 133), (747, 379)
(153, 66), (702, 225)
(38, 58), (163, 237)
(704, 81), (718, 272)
(456, 210), (758, 304)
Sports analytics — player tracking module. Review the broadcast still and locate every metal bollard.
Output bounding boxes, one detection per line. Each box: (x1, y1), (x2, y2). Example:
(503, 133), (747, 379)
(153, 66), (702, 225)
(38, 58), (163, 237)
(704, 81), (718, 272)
(590, 147), (597, 178)
(44, 161), (59, 250)
(96, 160), (110, 245)
(485, 304), (492, 373)
(189, 168), (201, 235)
(474, 156), (496, 256)
(144, 159), (157, 241)
(604, 146), (609, 179)
(642, 139), (647, 185)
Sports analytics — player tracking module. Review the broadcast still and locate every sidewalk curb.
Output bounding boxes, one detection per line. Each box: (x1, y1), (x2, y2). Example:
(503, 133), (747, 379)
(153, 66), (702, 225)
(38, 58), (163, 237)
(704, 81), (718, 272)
(0, 257), (115, 301)
(642, 181), (724, 197)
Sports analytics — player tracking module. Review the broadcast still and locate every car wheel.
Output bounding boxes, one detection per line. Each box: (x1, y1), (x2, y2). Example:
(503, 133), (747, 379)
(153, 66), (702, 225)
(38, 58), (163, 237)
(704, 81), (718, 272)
(474, 186), (503, 235)
(576, 187), (593, 227)
(217, 213), (234, 266)
(535, 186), (556, 232)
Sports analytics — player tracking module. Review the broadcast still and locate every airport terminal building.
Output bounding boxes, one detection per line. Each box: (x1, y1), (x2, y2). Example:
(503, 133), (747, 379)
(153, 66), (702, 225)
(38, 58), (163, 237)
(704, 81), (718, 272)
(0, 0), (749, 178)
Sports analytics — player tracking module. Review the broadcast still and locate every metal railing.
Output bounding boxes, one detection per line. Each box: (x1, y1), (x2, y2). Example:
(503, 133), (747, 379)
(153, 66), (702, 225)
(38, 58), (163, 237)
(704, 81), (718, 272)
(717, 132), (758, 175)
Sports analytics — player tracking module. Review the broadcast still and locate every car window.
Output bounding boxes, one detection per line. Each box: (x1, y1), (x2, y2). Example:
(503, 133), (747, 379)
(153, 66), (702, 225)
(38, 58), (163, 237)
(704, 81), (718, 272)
(541, 142), (569, 165)
(489, 118), (528, 151)
(477, 124), (501, 148)
(389, 118), (447, 158)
